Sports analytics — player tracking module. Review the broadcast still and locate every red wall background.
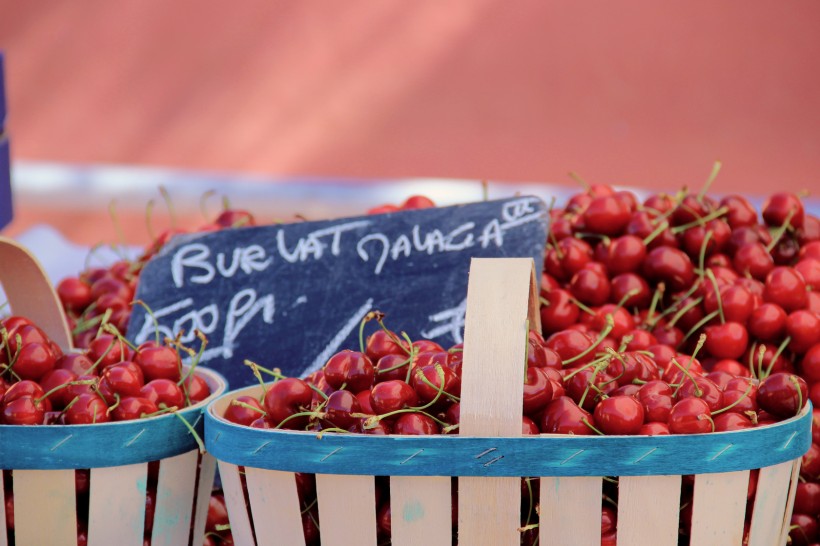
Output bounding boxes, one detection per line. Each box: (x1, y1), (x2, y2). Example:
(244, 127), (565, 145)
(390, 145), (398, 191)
(1, 1), (819, 196)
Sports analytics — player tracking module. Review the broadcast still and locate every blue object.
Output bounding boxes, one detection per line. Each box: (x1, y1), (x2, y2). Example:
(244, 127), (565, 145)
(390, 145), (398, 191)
(0, 368), (226, 470)
(0, 53), (9, 230)
(204, 393), (811, 477)
(0, 136), (10, 230)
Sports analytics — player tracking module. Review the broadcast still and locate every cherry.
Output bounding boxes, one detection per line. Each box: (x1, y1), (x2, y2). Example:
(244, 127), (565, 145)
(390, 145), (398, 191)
(392, 412), (440, 435)
(540, 288), (581, 334)
(365, 329), (407, 362)
(540, 396), (593, 435)
(757, 372), (808, 418)
(401, 195), (436, 209)
(55, 353), (97, 376)
(733, 242), (775, 280)
(703, 284), (754, 324)
(99, 362), (145, 404)
(789, 512), (819, 546)
(214, 209), (255, 228)
(369, 380), (418, 415)
(2, 396), (47, 425)
(762, 191), (804, 229)
(87, 334), (131, 369)
(133, 343), (182, 382)
(794, 482), (820, 516)
(545, 329), (595, 365)
(11, 342), (57, 381)
(642, 247), (695, 291)
(747, 303), (787, 341)
(411, 364), (460, 407)
(626, 210), (678, 249)
(140, 378), (186, 409)
(713, 412), (754, 432)
(719, 195), (758, 228)
(569, 267), (611, 306)
(56, 277), (94, 312)
(800, 345), (820, 383)
(374, 353), (412, 383)
(795, 258), (820, 288)
(672, 194), (717, 226)
(263, 378), (313, 429)
(703, 322), (749, 360)
(110, 396), (159, 421)
(522, 416), (540, 435)
(639, 421), (670, 435)
(323, 350), (375, 392)
(522, 367), (555, 415)
(785, 310), (820, 353)
(223, 395), (266, 426)
(323, 390), (362, 430)
(763, 266), (808, 312)
(182, 372), (211, 403)
(605, 235), (647, 274)
(38, 368), (79, 409)
(668, 397), (713, 434)
(610, 273), (651, 309)
(676, 376), (724, 413)
(64, 393), (111, 424)
(544, 237), (593, 280)
(593, 395), (644, 435)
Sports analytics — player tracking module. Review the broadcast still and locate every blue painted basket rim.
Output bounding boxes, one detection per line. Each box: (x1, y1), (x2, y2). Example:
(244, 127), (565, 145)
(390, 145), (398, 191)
(0, 367), (227, 470)
(204, 384), (811, 477)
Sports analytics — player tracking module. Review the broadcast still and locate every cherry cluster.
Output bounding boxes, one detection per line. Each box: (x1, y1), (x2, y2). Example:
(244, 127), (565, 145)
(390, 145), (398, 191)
(55, 207), (258, 348)
(0, 317), (211, 426)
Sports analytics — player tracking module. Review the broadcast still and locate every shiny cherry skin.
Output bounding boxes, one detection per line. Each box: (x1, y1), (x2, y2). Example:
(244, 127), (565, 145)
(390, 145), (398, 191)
(757, 373), (808, 419)
(593, 395), (644, 435)
(264, 378), (313, 429)
(668, 397), (713, 434)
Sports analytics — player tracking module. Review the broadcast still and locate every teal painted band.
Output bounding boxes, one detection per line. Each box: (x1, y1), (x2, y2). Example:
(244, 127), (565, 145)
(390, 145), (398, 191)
(0, 368), (227, 470)
(205, 392), (811, 477)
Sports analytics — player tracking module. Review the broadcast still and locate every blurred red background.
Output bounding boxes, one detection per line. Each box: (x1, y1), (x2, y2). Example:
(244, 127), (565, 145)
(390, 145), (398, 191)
(1, 1), (819, 244)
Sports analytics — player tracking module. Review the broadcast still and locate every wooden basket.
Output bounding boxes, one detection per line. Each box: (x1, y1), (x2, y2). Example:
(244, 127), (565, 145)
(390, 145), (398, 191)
(204, 258), (811, 546)
(0, 236), (228, 546)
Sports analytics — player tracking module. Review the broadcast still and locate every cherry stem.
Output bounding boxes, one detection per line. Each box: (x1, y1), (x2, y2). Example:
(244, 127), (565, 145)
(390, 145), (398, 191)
(764, 336), (792, 378)
(231, 399), (267, 416)
(642, 219), (670, 246)
(243, 359), (276, 398)
(697, 230), (714, 277)
(133, 299), (162, 346)
(712, 382), (754, 416)
(615, 289), (641, 310)
(581, 417), (605, 436)
(563, 314), (614, 366)
(704, 269), (725, 324)
(562, 354), (611, 381)
(578, 363), (605, 409)
(569, 297), (596, 316)
(158, 185), (178, 230)
(697, 160), (722, 202)
(376, 354), (414, 375)
(645, 283), (665, 327)
(792, 376), (806, 417)
(568, 171), (590, 191)
(173, 411), (206, 453)
(35, 379), (96, 405)
(666, 296), (704, 330)
(670, 357), (701, 398)
(766, 208), (797, 252)
(671, 206), (729, 235)
(681, 310), (720, 344)
(107, 199), (128, 251)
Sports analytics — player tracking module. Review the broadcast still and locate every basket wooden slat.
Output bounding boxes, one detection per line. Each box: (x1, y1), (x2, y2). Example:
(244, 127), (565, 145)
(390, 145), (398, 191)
(749, 459), (799, 546)
(390, 475), (451, 546)
(538, 476), (601, 545)
(618, 474), (682, 545)
(12, 469), (77, 545)
(88, 462), (148, 546)
(152, 450), (201, 546)
(690, 469), (750, 545)
(245, 466), (305, 546)
(220, 461), (258, 546)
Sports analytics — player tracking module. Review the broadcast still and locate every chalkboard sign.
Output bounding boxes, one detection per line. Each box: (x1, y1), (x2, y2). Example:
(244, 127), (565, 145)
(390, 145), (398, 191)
(127, 196), (548, 386)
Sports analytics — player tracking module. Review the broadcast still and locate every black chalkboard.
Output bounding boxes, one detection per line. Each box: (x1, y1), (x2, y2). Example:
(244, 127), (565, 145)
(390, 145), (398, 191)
(127, 196), (548, 387)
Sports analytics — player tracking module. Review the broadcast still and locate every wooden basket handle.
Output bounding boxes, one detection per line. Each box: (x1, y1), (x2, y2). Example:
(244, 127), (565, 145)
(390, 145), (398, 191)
(0, 236), (73, 351)
(457, 257), (539, 545)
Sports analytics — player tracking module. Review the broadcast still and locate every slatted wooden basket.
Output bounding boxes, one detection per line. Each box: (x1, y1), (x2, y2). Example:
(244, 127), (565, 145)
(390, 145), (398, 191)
(204, 258), (811, 546)
(0, 236), (227, 546)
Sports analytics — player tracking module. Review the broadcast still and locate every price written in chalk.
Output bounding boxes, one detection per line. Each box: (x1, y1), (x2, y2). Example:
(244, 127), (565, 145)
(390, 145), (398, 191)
(127, 196), (548, 386)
